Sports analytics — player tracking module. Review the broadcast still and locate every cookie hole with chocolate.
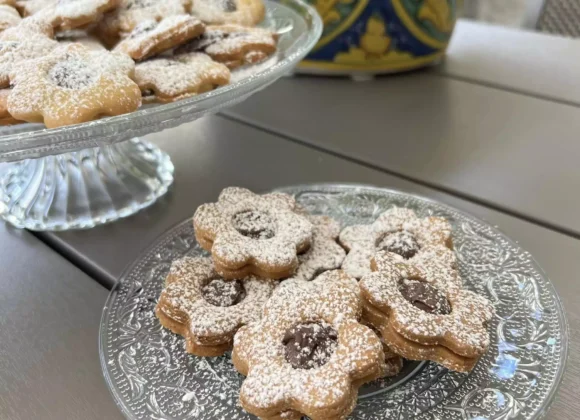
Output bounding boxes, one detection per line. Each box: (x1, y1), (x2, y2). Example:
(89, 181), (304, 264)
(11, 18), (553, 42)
(376, 230), (420, 259)
(222, 0), (237, 12)
(232, 209), (276, 239)
(398, 279), (451, 315)
(282, 321), (338, 369)
(48, 58), (97, 89)
(201, 277), (246, 307)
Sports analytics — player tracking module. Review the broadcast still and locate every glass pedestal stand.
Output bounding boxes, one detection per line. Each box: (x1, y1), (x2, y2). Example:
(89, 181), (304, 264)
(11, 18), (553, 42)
(0, 139), (174, 230)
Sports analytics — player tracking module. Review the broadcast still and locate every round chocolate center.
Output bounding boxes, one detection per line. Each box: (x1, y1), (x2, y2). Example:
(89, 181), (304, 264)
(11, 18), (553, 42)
(48, 59), (96, 90)
(283, 322), (338, 369)
(398, 279), (451, 315)
(127, 0), (155, 9)
(222, 0), (237, 12)
(378, 230), (420, 259)
(201, 278), (246, 307)
(232, 210), (275, 239)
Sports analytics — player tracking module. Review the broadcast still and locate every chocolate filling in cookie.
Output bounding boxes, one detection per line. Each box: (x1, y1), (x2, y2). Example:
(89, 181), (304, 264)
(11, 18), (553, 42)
(126, 0), (156, 10)
(283, 322), (338, 369)
(48, 59), (96, 89)
(398, 279), (451, 315)
(222, 0), (237, 12)
(377, 230), (420, 259)
(201, 278), (246, 307)
(232, 210), (275, 239)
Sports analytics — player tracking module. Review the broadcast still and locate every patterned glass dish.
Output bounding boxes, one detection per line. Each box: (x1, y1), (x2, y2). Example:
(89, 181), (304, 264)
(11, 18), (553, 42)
(100, 184), (568, 420)
(0, 0), (322, 231)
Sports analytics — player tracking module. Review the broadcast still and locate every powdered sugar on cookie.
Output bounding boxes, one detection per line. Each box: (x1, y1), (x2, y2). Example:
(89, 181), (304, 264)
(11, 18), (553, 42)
(134, 52), (230, 102)
(156, 256), (276, 349)
(232, 271), (386, 419)
(292, 215), (345, 281)
(339, 206), (454, 279)
(193, 187), (312, 279)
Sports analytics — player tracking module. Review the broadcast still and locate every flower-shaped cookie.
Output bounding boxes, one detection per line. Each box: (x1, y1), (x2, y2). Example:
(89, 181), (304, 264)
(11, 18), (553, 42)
(37, 0), (119, 31)
(7, 43), (141, 128)
(360, 252), (494, 372)
(193, 187), (313, 280)
(291, 215), (346, 281)
(339, 206), (454, 279)
(0, 20), (57, 88)
(134, 52), (230, 103)
(96, 0), (188, 46)
(114, 15), (205, 60)
(232, 270), (386, 420)
(155, 256), (276, 356)
(189, 0), (265, 26)
(175, 24), (277, 69)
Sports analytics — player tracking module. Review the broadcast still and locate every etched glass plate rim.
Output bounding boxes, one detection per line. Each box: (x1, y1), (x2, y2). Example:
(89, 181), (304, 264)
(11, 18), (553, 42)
(100, 183), (568, 420)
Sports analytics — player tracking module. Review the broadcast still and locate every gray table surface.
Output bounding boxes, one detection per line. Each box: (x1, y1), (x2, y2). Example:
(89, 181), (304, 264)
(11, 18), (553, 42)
(223, 72), (580, 237)
(37, 115), (580, 419)
(438, 20), (580, 106)
(0, 225), (122, 419)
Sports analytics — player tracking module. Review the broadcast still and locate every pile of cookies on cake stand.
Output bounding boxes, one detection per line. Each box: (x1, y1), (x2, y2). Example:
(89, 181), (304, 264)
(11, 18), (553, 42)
(0, 0), (278, 128)
(155, 187), (494, 420)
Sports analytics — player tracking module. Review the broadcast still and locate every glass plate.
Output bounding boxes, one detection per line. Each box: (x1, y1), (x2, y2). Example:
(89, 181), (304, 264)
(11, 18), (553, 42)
(100, 184), (568, 420)
(0, 0), (322, 162)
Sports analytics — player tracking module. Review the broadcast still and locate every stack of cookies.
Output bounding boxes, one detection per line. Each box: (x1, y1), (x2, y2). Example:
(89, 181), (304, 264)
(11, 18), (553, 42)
(155, 186), (494, 420)
(0, 0), (278, 128)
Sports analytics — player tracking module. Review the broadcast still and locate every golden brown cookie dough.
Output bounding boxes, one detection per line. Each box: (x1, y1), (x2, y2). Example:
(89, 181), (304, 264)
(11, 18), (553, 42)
(114, 15), (204, 60)
(134, 52), (230, 103)
(233, 271), (386, 420)
(360, 251), (494, 372)
(176, 23), (277, 69)
(193, 187), (313, 280)
(155, 256), (276, 356)
(7, 43), (141, 127)
(190, 0), (265, 26)
(96, 0), (188, 46)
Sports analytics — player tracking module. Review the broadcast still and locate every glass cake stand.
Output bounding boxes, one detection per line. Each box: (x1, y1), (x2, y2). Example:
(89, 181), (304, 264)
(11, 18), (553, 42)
(0, 0), (322, 231)
(100, 184), (568, 420)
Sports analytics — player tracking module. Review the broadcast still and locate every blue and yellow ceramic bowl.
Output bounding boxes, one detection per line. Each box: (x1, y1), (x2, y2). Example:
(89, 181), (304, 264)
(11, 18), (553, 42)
(298, 0), (458, 74)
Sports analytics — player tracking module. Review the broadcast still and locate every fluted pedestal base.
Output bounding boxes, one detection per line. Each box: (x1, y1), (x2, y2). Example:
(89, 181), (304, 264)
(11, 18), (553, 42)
(0, 139), (174, 231)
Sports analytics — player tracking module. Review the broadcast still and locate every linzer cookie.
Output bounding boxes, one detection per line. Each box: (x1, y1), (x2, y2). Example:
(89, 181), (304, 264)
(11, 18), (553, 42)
(176, 24), (277, 69)
(0, 5), (21, 32)
(339, 206), (454, 279)
(360, 252), (493, 372)
(0, 21), (58, 88)
(155, 256), (276, 356)
(189, 0), (265, 26)
(193, 187), (313, 280)
(232, 270), (386, 420)
(291, 215), (345, 282)
(114, 15), (205, 60)
(38, 0), (119, 31)
(7, 43), (141, 128)
(363, 321), (403, 378)
(134, 52), (230, 103)
(96, 0), (188, 46)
